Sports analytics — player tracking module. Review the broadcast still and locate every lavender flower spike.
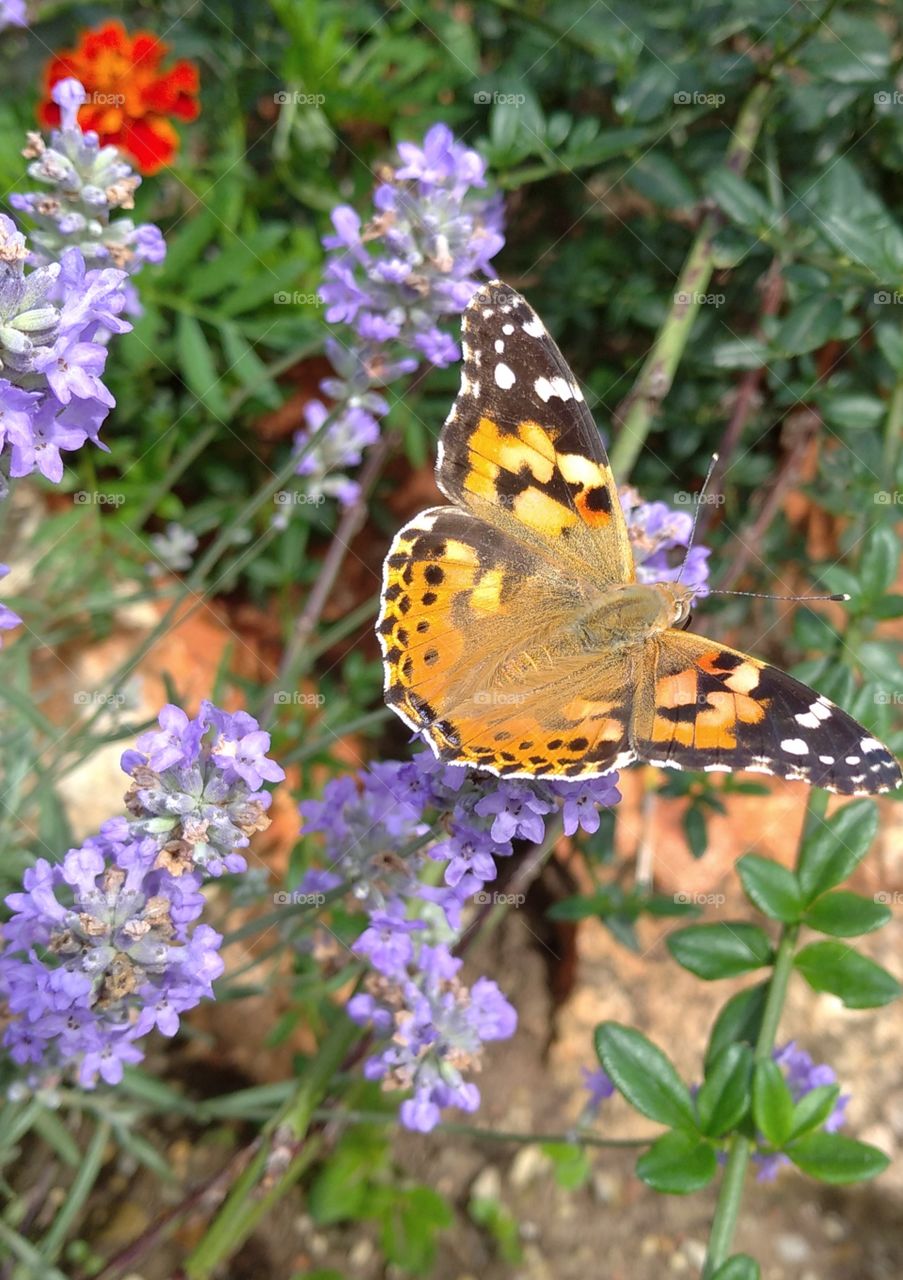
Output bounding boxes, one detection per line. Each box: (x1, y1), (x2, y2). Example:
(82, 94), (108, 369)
(292, 122), (505, 507)
(0, 699), (285, 1091)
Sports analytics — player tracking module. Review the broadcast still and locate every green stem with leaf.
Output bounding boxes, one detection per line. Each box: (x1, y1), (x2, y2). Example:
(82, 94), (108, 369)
(609, 80), (771, 479)
(702, 791), (827, 1277)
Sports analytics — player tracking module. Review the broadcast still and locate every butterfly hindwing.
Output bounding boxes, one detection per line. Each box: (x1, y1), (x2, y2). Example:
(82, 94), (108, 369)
(378, 505), (635, 778)
(632, 629), (902, 796)
(437, 280), (634, 584)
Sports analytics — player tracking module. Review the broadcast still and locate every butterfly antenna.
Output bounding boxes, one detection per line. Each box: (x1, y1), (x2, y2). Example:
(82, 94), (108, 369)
(708, 588), (850, 602)
(676, 453), (720, 584)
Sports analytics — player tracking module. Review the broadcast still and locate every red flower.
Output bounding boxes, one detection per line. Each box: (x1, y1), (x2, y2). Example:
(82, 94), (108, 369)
(39, 20), (199, 174)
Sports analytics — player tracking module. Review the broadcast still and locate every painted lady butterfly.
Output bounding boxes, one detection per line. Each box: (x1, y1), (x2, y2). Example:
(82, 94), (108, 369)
(378, 282), (901, 796)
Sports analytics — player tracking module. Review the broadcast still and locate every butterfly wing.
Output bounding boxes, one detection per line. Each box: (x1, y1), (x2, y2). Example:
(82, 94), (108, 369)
(436, 280), (634, 584)
(632, 629), (902, 796)
(378, 505), (635, 778)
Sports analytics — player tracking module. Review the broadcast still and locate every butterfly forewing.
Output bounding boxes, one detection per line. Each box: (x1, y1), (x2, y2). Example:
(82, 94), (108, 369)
(437, 280), (634, 584)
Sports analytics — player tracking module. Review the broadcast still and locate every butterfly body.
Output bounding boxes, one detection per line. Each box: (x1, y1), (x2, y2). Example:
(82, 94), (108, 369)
(378, 281), (901, 797)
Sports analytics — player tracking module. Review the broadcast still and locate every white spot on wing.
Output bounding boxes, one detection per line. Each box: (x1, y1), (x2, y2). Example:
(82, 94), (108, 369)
(502, 323), (514, 335)
(780, 738), (809, 755)
(522, 316), (545, 338)
(495, 363), (515, 389)
(819, 755), (835, 765)
(861, 737), (884, 753)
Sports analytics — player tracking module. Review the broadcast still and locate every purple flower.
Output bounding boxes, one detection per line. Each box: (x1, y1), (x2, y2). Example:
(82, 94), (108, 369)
(474, 782), (554, 844)
(582, 1065), (616, 1112)
(0, 0), (26, 30)
(0, 563), (20, 638)
(11, 79), (165, 292)
(123, 701), (285, 877)
(353, 908), (425, 976)
(553, 777), (621, 836)
(0, 214), (129, 490)
(0, 834), (223, 1089)
(621, 488), (711, 598)
(291, 123), (504, 508)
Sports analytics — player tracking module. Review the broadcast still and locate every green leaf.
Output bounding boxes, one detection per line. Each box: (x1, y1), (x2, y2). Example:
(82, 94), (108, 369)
(819, 391), (886, 431)
(859, 526), (900, 600)
(707, 168), (773, 231)
(710, 1256), (761, 1280)
(804, 890), (891, 937)
(705, 983), (768, 1068)
(788, 1085), (841, 1141)
(629, 151), (696, 208)
(595, 1023), (697, 1130)
(752, 1060), (795, 1147)
(797, 801), (878, 904)
(787, 1132), (889, 1184)
(683, 805), (708, 858)
(381, 1186), (453, 1272)
(636, 1130), (718, 1194)
(795, 941), (901, 1008)
(541, 1142), (592, 1190)
(696, 1044), (753, 1138)
(736, 855), (802, 922)
(667, 923), (774, 979)
(773, 296), (843, 356)
(174, 314), (229, 419)
(708, 337), (770, 369)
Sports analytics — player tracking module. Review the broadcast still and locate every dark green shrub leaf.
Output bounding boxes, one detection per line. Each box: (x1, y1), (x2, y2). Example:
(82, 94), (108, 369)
(752, 1060), (795, 1147)
(797, 800), (878, 904)
(803, 890), (891, 937)
(635, 1130), (718, 1194)
(787, 1132), (889, 1183)
(696, 1044), (753, 1138)
(667, 923), (774, 979)
(795, 941), (901, 1008)
(737, 855), (802, 922)
(594, 1023), (696, 1130)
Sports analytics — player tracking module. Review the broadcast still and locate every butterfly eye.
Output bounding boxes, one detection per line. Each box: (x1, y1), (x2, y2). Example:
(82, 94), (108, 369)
(678, 610), (693, 630)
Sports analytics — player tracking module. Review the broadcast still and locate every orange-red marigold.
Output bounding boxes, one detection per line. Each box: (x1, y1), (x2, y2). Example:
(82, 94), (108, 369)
(39, 20), (199, 175)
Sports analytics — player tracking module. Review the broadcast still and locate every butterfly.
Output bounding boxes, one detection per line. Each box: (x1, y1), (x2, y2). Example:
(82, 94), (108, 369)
(377, 281), (901, 796)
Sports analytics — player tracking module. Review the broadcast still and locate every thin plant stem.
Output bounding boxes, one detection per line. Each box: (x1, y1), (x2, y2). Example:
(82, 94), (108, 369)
(609, 80), (771, 480)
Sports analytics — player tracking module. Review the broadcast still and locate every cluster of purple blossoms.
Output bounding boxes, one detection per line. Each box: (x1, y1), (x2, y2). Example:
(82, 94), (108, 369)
(0, 0), (26, 32)
(293, 123), (505, 507)
(300, 749), (620, 1132)
(620, 485), (711, 595)
(12, 79), (166, 315)
(0, 701), (284, 1090)
(0, 213), (129, 489)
